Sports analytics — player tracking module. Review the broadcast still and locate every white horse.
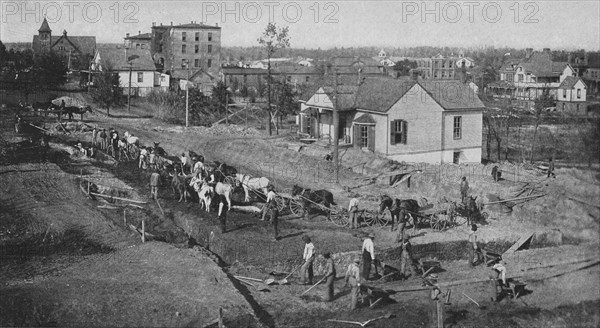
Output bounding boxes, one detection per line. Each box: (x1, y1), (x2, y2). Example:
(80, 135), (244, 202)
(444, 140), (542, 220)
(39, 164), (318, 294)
(215, 182), (232, 210)
(235, 173), (270, 202)
(197, 184), (212, 212)
(123, 132), (139, 152)
(189, 174), (205, 205)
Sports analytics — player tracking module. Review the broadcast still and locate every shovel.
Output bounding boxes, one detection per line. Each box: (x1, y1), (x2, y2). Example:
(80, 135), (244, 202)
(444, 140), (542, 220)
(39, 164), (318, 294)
(277, 262), (304, 285)
(301, 275), (327, 296)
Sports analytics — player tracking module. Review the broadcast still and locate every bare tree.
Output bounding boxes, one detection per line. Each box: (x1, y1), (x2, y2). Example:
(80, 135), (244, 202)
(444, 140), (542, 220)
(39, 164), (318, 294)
(258, 23), (290, 136)
(530, 88), (554, 161)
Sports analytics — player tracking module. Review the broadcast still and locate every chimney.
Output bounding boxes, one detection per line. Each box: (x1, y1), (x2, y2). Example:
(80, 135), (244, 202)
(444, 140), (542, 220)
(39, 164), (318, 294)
(525, 48), (533, 59)
(410, 69), (419, 81)
(216, 23), (218, 27)
(170, 21), (173, 26)
(63, 29), (67, 36)
(160, 23), (163, 26)
(191, 20), (193, 24)
(152, 22), (156, 27)
(543, 48), (550, 53)
(126, 33), (130, 38)
(138, 30), (141, 35)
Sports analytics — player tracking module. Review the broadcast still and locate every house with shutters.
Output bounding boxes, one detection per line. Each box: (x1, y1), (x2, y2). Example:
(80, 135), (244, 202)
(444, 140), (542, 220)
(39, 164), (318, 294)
(299, 77), (485, 164)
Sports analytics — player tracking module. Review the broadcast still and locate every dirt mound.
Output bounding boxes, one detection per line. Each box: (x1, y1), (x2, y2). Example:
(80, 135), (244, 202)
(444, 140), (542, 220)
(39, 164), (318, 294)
(151, 123), (260, 137)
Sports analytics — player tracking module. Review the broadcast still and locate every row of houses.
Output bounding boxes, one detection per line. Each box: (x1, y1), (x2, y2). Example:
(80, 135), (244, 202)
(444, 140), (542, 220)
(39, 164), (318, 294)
(489, 48), (593, 113)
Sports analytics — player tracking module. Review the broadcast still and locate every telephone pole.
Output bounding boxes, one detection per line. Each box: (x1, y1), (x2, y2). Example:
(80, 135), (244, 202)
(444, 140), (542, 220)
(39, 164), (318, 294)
(127, 61), (132, 112)
(186, 67), (190, 128)
(332, 69), (340, 184)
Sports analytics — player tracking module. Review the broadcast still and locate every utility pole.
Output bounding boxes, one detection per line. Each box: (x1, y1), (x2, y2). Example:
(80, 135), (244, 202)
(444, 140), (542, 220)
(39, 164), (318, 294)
(87, 58), (92, 93)
(332, 69), (340, 184)
(127, 61), (132, 112)
(186, 66), (190, 128)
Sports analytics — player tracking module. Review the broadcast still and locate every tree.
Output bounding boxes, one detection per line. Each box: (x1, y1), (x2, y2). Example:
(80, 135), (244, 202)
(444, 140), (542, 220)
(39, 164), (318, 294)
(258, 22), (290, 135)
(393, 59), (417, 76)
(33, 51), (68, 89)
(530, 88), (555, 161)
(91, 61), (122, 116)
(211, 81), (230, 114)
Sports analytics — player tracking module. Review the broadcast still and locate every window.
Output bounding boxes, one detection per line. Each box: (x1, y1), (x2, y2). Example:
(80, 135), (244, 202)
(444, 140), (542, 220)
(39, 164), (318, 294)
(243, 75), (248, 83)
(195, 45), (199, 53)
(182, 32), (187, 41)
(137, 72), (143, 83)
(518, 74), (523, 82)
(141, 44), (145, 49)
(306, 76), (310, 82)
(195, 32), (199, 41)
(207, 59), (212, 68)
(181, 59), (186, 68)
(577, 89), (581, 98)
(194, 59), (199, 67)
(286, 75), (291, 83)
(136, 44), (140, 49)
(390, 120), (407, 145)
(208, 32), (212, 41)
(453, 116), (462, 140)
(563, 89), (567, 98)
(181, 44), (186, 53)
(360, 125), (368, 148)
(208, 45), (212, 53)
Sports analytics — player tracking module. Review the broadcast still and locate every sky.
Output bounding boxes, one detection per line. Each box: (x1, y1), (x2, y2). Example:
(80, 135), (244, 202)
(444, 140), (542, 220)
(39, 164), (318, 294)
(1, 0), (599, 51)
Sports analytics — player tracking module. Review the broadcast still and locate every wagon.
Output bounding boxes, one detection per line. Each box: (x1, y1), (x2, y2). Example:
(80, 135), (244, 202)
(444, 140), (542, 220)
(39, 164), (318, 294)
(274, 192), (352, 227)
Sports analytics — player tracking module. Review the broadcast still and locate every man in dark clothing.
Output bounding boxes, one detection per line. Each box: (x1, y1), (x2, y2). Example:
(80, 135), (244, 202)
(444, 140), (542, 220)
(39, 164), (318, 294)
(218, 195), (228, 233)
(460, 177), (469, 203)
(322, 252), (336, 302)
(548, 158), (556, 178)
(362, 233), (375, 280)
(400, 234), (416, 279)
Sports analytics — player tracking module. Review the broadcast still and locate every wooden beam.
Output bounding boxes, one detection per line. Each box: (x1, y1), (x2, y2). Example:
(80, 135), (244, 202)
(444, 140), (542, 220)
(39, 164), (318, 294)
(568, 196), (600, 209)
(89, 192), (147, 204)
(504, 233), (535, 254)
(483, 194), (545, 205)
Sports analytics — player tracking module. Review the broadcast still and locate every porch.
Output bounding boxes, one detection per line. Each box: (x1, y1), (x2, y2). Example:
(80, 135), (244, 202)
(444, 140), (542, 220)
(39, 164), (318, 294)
(297, 106), (355, 146)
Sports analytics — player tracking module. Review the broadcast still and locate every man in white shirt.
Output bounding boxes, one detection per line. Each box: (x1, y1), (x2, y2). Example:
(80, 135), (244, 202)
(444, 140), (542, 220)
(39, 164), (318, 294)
(344, 257), (362, 310)
(261, 185), (277, 221)
(361, 233), (375, 280)
(348, 197), (359, 229)
(300, 235), (315, 285)
(192, 158), (205, 175)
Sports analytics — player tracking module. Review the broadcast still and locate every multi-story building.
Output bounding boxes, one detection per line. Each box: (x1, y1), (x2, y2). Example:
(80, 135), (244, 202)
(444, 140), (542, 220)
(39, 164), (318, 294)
(124, 32), (152, 51)
(568, 50), (600, 96)
(149, 21), (221, 78)
(376, 50), (474, 80)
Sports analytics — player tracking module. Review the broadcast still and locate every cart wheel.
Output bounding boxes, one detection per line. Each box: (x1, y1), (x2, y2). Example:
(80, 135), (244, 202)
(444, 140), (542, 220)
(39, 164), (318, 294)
(430, 214), (447, 231)
(275, 196), (286, 212)
(362, 211), (377, 227)
(289, 199), (305, 218)
(375, 209), (392, 227)
(330, 207), (349, 227)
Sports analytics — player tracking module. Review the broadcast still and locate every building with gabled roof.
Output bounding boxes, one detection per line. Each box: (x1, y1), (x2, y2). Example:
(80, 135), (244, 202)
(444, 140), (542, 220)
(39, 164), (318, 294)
(298, 76), (485, 163)
(92, 45), (169, 96)
(32, 18), (96, 70)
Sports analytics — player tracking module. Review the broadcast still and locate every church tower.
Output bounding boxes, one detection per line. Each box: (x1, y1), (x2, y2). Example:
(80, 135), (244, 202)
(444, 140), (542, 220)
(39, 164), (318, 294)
(38, 18), (52, 51)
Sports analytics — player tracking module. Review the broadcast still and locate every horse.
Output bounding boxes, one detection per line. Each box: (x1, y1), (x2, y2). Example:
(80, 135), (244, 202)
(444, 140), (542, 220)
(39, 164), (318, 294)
(188, 150), (205, 164)
(291, 185), (335, 217)
(203, 182), (232, 212)
(189, 173), (205, 206)
(214, 161), (237, 177)
(197, 184), (212, 211)
(63, 106), (92, 121)
(153, 142), (167, 157)
(235, 173), (270, 202)
(123, 132), (139, 153)
(464, 195), (479, 225)
(171, 172), (192, 202)
(379, 195), (420, 228)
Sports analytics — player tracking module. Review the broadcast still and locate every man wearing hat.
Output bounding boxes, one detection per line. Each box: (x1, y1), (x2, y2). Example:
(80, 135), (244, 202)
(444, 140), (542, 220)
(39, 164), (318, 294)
(150, 168), (161, 200)
(460, 176), (469, 203)
(99, 128), (107, 150)
(269, 194), (280, 241)
(261, 185), (277, 221)
(322, 252), (336, 302)
(400, 234), (416, 280)
(344, 256), (362, 310)
(361, 233), (376, 280)
(468, 224), (482, 267)
(300, 236), (315, 285)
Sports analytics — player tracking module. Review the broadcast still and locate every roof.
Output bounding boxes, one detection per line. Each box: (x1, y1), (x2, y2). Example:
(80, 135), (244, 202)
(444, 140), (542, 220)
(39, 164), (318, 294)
(418, 80), (485, 110)
(96, 46), (156, 71)
(154, 23), (221, 30)
(332, 56), (382, 68)
(221, 67), (269, 75)
(558, 76), (584, 89)
(125, 33), (152, 40)
(38, 18), (51, 32)
(51, 34), (97, 55)
(518, 52), (567, 77)
(353, 114), (376, 124)
(171, 69), (215, 82)
(304, 76), (484, 113)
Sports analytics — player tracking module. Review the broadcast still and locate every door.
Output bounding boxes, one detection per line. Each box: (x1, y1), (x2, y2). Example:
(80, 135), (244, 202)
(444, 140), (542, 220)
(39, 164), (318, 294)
(453, 151), (460, 164)
(367, 126), (375, 152)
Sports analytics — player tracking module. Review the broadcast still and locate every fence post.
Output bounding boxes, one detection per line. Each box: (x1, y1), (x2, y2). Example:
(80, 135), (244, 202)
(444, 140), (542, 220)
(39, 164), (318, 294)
(141, 219), (146, 243)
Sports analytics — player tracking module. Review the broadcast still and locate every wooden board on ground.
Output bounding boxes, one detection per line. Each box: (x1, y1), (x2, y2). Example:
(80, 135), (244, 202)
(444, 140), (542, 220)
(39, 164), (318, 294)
(504, 233), (535, 254)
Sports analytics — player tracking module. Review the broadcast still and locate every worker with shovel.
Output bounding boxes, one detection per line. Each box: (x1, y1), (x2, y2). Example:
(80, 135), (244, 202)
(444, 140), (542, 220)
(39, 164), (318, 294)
(300, 236), (315, 285)
(400, 234), (416, 280)
(322, 252), (336, 302)
(344, 256), (362, 310)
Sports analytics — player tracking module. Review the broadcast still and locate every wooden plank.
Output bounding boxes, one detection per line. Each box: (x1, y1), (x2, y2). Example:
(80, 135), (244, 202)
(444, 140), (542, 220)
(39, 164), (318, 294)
(504, 233), (535, 254)
(483, 194), (545, 205)
(568, 197), (600, 209)
(89, 192), (147, 204)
